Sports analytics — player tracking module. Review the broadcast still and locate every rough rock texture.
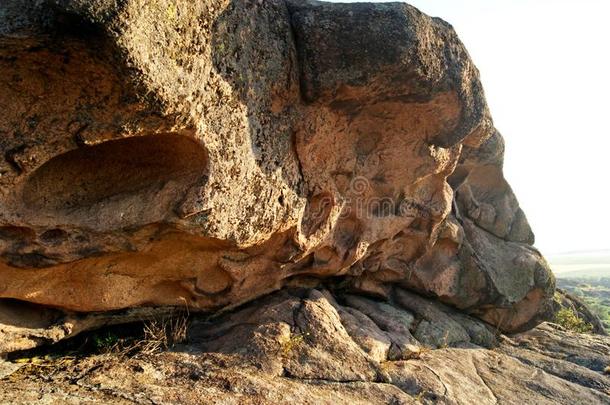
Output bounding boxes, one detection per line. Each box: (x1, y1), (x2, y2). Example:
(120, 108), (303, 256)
(1, 289), (608, 404)
(0, 0), (555, 359)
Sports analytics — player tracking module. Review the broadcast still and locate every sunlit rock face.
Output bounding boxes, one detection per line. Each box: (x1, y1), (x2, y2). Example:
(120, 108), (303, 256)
(0, 0), (554, 342)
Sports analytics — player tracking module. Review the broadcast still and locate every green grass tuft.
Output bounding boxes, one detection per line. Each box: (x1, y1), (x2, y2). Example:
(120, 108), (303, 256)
(554, 308), (593, 334)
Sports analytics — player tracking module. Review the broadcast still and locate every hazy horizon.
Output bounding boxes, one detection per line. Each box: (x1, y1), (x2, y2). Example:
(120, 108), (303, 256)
(325, 0), (610, 256)
(547, 248), (610, 275)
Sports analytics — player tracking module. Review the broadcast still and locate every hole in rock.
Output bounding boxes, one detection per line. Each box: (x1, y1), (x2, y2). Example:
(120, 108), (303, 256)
(22, 134), (208, 226)
(39, 228), (69, 245)
(0, 226), (35, 242)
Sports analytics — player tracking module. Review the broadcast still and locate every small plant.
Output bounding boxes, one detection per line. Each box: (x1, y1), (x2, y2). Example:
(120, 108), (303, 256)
(93, 332), (120, 352)
(166, 3), (177, 20)
(414, 390), (427, 402)
(554, 308), (593, 334)
(410, 345), (432, 359)
(281, 332), (309, 356)
(439, 331), (450, 349)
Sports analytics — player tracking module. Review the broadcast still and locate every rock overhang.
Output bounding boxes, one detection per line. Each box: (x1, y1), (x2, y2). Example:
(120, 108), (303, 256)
(0, 0), (555, 353)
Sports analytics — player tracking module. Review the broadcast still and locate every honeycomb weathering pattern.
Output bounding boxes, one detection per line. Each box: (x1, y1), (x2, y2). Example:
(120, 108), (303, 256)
(0, 0), (554, 340)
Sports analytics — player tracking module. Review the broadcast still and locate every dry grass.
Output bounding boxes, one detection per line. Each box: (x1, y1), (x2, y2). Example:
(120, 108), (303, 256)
(135, 314), (189, 355)
(96, 311), (190, 358)
(5, 311), (191, 382)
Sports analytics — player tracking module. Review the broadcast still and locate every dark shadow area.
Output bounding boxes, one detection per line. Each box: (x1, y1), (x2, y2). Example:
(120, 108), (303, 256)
(5, 321), (148, 362)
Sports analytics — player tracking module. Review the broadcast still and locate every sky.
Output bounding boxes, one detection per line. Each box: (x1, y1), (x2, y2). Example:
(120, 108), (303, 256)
(325, 0), (610, 255)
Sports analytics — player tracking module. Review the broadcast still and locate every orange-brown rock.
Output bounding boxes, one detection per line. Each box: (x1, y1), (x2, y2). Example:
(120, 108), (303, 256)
(0, 0), (554, 351)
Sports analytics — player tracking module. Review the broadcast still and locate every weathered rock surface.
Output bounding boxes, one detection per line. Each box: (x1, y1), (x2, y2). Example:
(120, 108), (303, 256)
(1, 289), (608, 404)
(0, 0), (555, 348)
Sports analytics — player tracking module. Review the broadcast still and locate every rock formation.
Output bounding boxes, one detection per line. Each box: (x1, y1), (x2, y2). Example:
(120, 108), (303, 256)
(0, 0), (554, 338)
(0, 0), (555, 346)
(1, 2), (608, 404)
(2, 288), (609, 404)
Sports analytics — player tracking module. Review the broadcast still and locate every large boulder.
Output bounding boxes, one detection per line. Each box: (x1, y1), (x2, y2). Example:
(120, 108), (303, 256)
(0, 0), (554, 351)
